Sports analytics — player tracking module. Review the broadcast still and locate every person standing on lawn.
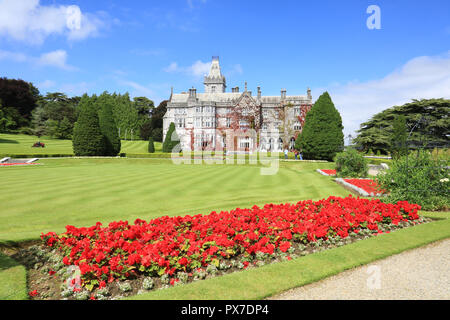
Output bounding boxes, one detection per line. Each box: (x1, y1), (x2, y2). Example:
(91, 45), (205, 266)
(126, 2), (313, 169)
(284, 148), (288, 159)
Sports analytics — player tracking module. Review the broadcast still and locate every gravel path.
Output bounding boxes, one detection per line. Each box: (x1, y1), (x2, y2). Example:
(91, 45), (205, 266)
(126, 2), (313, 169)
(269, 239), (450, 300)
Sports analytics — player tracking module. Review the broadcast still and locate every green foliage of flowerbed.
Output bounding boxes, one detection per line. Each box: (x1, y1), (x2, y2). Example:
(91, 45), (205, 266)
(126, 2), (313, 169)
(377, 150), (450, 211)
(335, 148), (368, 178)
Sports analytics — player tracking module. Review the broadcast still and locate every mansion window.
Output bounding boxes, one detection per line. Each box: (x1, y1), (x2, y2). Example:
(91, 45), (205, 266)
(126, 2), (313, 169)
(195, 133), (213, 148)
(196, 107), (202, 113)
(294, 107), (301, 116)
(226, 117), (231, 128)
(262, 109), (269, 117)
(239, 137), (251, 149)
(294, 121), (301, 130)
(239, 120), (249, 129)
(203, 106), (212, 113)
(202, 117), (215, 128)
(273, 110), (279, 118)
(262, 122), (268, 131)
(195, 117), (201, 127)
(176, 117), (185, 128)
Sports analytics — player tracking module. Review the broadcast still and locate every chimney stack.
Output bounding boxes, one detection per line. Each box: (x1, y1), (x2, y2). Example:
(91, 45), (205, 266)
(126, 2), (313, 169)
(307, 87), (312, 100)
(189, 87), (197, 99)
(281, 89), (286, 100)
(257, 86), (261, 100)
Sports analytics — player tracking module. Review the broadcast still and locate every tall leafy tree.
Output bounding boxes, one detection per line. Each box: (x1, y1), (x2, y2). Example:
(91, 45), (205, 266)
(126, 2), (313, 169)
(150, 100), (167, 142)
(134, 96), (154, 139)
(31, 92), (79, 139)
(296, 92), (344, 160)
(0, 99), (16, 132)
(72, 95), (105, 156)
(97, 93), (121, 156)
(355, 99), (450, 153)
(134, 96), (154, 118)
(390, 115), (408, 159)
(112, 93), (139, 140)
(0, 77), (39, 128)
(139, 119), (153, 140)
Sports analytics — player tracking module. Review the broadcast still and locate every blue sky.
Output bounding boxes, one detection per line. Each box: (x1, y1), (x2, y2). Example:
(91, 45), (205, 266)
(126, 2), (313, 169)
(0, 0), (449, 136)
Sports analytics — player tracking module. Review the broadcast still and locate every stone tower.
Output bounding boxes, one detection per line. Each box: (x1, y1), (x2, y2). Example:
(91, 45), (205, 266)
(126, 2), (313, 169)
(204, 56), (226, 93)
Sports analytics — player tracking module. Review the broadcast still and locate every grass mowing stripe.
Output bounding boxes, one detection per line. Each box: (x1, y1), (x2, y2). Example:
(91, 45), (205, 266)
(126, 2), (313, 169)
(128, 216), (450, 300)
(0, 133), (163, 156)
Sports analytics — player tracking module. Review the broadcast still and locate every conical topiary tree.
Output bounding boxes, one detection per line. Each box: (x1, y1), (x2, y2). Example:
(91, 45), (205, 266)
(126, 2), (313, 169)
(97, 93), (121, 156)
(72, 95), (105, 156)
(296, 92), (344, 160)
(148, 137), (155, 153)
(162, 122), (179, 152)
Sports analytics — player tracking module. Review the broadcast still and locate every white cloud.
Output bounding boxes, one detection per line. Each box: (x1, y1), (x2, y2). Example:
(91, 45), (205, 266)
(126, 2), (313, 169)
(0, 49), (28, 62)
(0, 49), (76, 71)
(164, 62), (180, 73)
(0, 0), (104, 44)
(164, 60), (211, 77)
(312, 51), (450, 138)
(189, 60), (211, 76)
(38, 50), (76, 70)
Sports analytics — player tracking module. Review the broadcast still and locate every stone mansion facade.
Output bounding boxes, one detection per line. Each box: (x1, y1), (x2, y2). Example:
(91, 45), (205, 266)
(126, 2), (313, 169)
(163, 57), (313, 152)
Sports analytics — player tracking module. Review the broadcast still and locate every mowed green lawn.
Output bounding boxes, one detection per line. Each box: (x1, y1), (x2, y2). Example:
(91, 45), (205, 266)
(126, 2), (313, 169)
(0, 133), (161, 156)
(0, 158), (346, 243)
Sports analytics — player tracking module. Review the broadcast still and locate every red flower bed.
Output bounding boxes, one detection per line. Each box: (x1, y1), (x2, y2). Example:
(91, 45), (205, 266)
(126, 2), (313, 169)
(318, 169), (337, 176)
(41, 196), (420, 289)
(343, 179), (386, 195)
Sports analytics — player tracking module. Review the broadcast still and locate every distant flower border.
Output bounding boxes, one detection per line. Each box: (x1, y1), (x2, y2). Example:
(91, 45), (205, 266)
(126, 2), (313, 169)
(336, 178), (385, 197)
(316, 169), (337, 176)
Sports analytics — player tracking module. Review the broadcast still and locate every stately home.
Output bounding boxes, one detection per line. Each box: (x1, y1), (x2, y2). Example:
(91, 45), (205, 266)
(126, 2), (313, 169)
(163, 57), (313, 152)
